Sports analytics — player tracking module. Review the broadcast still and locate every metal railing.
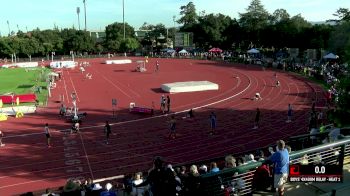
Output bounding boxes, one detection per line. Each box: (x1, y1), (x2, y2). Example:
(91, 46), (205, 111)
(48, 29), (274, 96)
(198, 137), (350, 196)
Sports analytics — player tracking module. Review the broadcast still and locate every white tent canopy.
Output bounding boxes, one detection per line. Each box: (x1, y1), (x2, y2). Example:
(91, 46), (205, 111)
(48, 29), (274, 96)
(178, 49), (188, 54)
(48, 72), (59, 77)
(247, 48), (260, 54)
(323, 53), (338, 59)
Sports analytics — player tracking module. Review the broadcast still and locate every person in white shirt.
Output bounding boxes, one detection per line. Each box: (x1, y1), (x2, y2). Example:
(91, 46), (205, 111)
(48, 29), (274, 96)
(132, 172), (145, 196)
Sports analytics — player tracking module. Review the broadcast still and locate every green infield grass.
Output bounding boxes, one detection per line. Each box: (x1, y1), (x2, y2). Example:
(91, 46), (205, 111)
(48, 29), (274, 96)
(0, 67), (51, 107)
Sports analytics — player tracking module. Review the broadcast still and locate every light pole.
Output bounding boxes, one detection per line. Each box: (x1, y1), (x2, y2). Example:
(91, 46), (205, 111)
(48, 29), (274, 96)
(123, 0), (125, 40)
(173, 16), (176, 48)
(83, 0), (87, 31)
(7, 20), (10, 36)
(76, 7), (81, 30)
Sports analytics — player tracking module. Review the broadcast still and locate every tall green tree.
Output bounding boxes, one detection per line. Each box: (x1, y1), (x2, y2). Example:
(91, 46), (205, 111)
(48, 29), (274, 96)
(328, 22), (350, 60)
(239, 0), (270, 31)
(196, 13), (233, 48)
(20, 37), (41, 61)
(330, 8), (350, 23)
(178, 2), (198, 29)
(0, 37), (13, 57)
(270, 9), (290, 24)
(238, 0), (270, 47)
(120, 37), (140, 52)
(105, 22), (135, 52)
(32, 29), (63, 55)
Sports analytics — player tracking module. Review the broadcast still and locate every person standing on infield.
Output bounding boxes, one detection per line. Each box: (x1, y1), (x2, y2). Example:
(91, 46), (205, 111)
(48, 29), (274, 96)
(0, 130), (5, 147)
(104, 121), (112, 144)
(44, 123), (52, 147)
(166, 95), (171, 113)
(155, 61), (160, 72)
(286, 104), (292, 123)
(253, 108), (261, 129)
(209, 112), (217, 135)
(168, 115), (176, 139)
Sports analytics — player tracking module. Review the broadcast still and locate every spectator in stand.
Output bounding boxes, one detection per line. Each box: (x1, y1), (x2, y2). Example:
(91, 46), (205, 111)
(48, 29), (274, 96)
(318, 110), (325, 125)
(87, 183), (103, 196)
(176, 166), (188, 184)
(132, 172), (145, 196)
(164, 164), (178, 196)
(184, 165), (201, 196)
(199, 165), (208, 175)
(268, 147), (275, 156)
(257, 150), (266, 161)
(310, 127), (319, 145)
(246, 154), (257, 164)
(329, 123), (341, 142)
(224, 155), (237, 169)
(308, 112), (318, 131)
(83, 178), (94, 195)
(268, 140), (289, 196)
(300, 154), (309, 165)
(210, 162), (220, 173)
(123, 174), (133, 195)
(41, 188), (57, 196)
(313, 153), (323, 164)
(61, 179), (81, 196)
(231, 172), (245, 194)
(100, 183), (116, 196)
(135, 156), (169, 196)
(326, 90), (332, 106)
(237, 157), (246, 166)
(252, 162), (272, 191)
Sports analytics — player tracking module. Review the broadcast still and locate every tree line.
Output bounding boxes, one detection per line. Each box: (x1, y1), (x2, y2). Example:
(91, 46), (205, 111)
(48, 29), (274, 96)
(0, 0), (349, 63)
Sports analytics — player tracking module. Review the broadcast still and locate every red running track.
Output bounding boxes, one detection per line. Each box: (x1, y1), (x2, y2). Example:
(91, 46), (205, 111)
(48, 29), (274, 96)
(0, 58), (326, 195)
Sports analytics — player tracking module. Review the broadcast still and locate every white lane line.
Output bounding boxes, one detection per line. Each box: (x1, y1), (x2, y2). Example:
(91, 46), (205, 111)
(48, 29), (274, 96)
(79, 133), (94, 180)
(92, 68), (132, 98)
(63, 70), (70, 104)
(69, 75), (80, 102)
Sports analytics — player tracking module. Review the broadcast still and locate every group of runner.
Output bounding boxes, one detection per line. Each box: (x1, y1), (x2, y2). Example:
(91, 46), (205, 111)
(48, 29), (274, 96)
(43, 120), (112, 148)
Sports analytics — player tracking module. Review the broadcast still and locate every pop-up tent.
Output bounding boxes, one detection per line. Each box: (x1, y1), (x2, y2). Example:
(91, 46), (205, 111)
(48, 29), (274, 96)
(167, 49), (176, 53)
(209, 48), (223, 53)
(247, 48), (260, 54)
(323, 53), (338, 59)
(178, 49), (188, 54)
